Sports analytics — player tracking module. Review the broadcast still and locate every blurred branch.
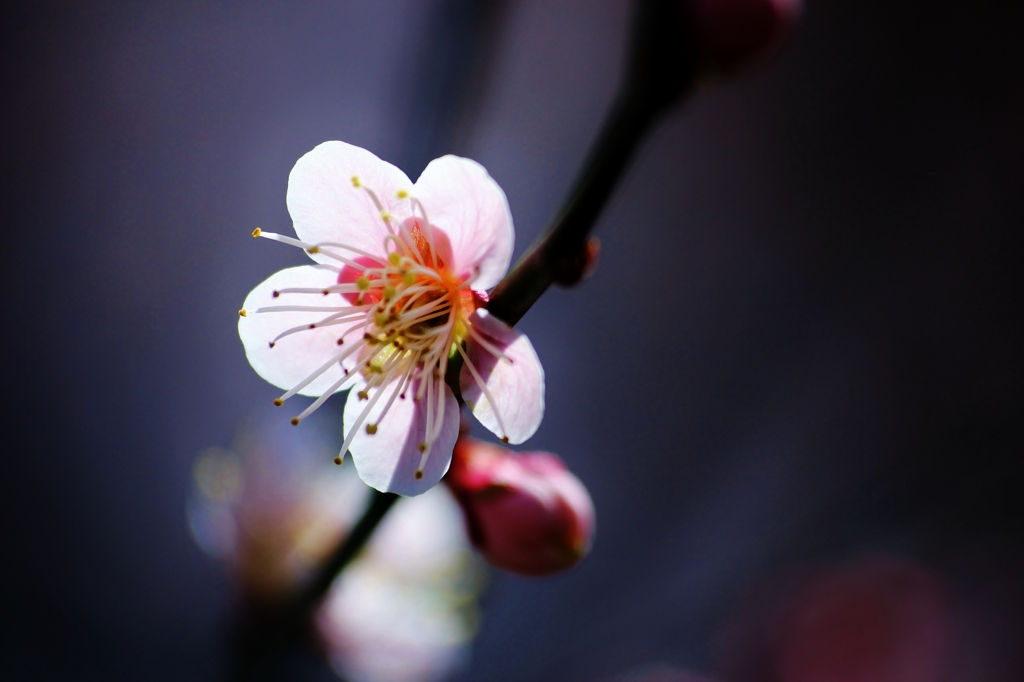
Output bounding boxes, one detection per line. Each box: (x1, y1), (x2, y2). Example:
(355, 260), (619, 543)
(230, 491), (398, 681)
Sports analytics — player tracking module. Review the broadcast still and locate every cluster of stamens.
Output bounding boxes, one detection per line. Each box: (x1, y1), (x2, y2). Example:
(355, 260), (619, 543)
(240, 178), (511, 479)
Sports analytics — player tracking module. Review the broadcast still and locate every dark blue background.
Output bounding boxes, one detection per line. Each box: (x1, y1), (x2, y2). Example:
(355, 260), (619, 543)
(3, 1), (1022, 679)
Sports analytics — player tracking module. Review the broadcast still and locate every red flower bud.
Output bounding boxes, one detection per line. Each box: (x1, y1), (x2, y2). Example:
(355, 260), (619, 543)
(686, 0), (802, 77)
(445, 437), (595, 577)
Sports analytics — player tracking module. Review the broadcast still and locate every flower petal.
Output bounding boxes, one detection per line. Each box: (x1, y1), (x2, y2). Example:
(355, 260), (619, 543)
(238, 265), (354, 397)
(345, 380), (460, 496)
(287, 141), (413, 263)
(411, 155), (513, 290)
(460, 309), (544, 444)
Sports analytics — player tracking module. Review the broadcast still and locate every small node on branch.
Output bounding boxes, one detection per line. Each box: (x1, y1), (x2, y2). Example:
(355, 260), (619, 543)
(551, 237), (601, 287)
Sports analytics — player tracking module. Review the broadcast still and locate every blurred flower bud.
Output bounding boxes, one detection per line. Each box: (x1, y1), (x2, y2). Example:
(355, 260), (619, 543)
(718, 554), (956, 682)
(445, 437), (595, 577)
(685, 0), (802, 78)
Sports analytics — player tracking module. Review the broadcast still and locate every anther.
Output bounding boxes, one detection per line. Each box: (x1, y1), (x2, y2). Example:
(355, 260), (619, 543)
(388, 253), (401, 266)
(365, 423), (378, 435)
(290, 417), (300, 426)
(238, 309), (247, 317)
(351, 175), (361, 188)
(336, 338), (344, 345)
(358, 390), (369, 400)
(501, 436), (510, 443)
(272, 290), (280, 298)
(356, 276), (370, 290)
(308, 324), (316, 329)
(268, 342), (275, 349)
(396, 189), (408, 199)
(273, 398), (283, 406)
(417, 442), (428, 453)
(251, 227), (262, 238)
(334, 456), (344, 465)
(414, 469), (423, 480)
(308, 246), (320, 254)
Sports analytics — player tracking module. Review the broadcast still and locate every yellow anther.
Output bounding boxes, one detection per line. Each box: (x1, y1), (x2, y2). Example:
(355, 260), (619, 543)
(273, 398), (283, 406)
(380, 211), (392, 221)
(388, 252), (401, 266)
(374, 312), (389, 327)
(403, 271), (416, 287)
(396, 189), (408, 199)
(351, 175), (361, 188)
(251, 227), (262, 238)
(238, 309), (247, 317)
(383, 286), (396, 300)
(365, 424), (378, 435)
(356, 276), (370, 291)
(358, 390), (369, 400)
(308, 246), (320, 254)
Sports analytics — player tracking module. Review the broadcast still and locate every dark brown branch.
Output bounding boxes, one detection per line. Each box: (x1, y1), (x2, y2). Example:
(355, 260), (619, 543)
(487, 0), (695, 326)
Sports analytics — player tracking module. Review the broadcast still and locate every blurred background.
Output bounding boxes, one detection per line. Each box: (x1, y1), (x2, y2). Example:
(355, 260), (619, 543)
(2, 0), (1023, 680)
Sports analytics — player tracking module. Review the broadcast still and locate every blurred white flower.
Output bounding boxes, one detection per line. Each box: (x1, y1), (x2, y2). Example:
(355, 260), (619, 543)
(188, 412), (482, 681)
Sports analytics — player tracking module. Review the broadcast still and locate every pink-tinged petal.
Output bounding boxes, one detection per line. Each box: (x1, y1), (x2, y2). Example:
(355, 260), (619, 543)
(460, 309), (544, 444)
(287, 141), (413, 263)
(238, 266), (353, 397)
(345, 381), (460, 496)
(411, 155), (513, 290)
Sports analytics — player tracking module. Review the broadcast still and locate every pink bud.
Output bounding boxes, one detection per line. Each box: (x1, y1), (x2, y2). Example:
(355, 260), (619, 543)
(686, 0), (802, 77)
(445, 437), (595, 577)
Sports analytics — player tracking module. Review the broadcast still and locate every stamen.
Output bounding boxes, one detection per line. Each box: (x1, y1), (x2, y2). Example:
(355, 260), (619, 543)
(291, 369), (358, 424)
(254, 231), (373, 270)
(337, 383), (389, 463)
(356, 183), (395, 236)
(410, 197), (439, 266)
(457, 344), (510, 441)
(252, 305), (351, 314)
(465, 324), (514, 363)
(276, 338), (367, 403)
(310, 243), (389, 266)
